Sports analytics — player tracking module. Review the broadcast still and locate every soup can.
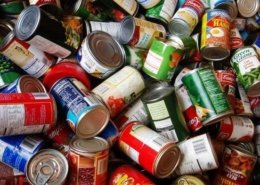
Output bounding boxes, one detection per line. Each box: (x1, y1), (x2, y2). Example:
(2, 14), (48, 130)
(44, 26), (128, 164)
(209, 0), (238, 20)
(26, 149), (68, 185)
(136, 0), (161, 9)
(230, 46), (260, 97)
(200, 9), (231, 61)
(237, 0), (260, 18)
(182, 67), (233, 126)
(91, 66), (145, 118)
(50, 77), (110, 138)
(182, 0), (205, 18)
(118, 122), (181, 178)
(172, 175), (206, 185)
(68, 137), (109, 185)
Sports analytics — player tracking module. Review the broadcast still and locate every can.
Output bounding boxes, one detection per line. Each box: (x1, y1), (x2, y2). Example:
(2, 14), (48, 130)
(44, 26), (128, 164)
(182, 67), (233, 126)
(136, 0), (161, 9)
(118, 122), (181, 178)
(26, 149), (68, 185)
(174, 134), (219, 176)
(230, 22), (244, 50)
(0, 1), (26, 15)
(77, 31), (125, 79)
(97, 120), (119, 147)
(173, 67), (191, 87)
(214, 145), (257, 185)
(200, 9), (231, 61)
(249, 96), (260, 117)
(108, 0), (139, 16)
(92, 66), (145, 118)
(50, 78), (110, 138)
(233, 18), (247, 31)
(142, 37), (184, 81)
(0, 18), (15, 37)
(230, 46), (260, 97)
(237, 0), (260, 18)
(68, 137), (109, 185)
(182, 0), (205, 18)
(209, 0), (238, 20)
(108, 165), (155, 185)
(15, 5), (76, 58)
(172, 175), (206, 185)
(0, 31), (55, 78)
(236, 142), (255, 154)
(1, 75), (46, 93)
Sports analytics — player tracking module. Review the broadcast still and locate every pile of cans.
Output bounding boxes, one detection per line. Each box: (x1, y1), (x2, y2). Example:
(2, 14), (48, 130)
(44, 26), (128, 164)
(0, 0), (260, 184)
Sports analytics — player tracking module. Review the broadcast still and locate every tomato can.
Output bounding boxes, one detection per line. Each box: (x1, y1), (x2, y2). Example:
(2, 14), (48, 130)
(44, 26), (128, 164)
(118, 122), (181, 178)
(231, 46), (260, 97)
(26, 149), (68, 185)
(68, 137), (109, 185)
(200, 9), (231, 61)
(172, 175), (206, 185)
(209, 0), (238, 20)
(237, 0), (260, 18)
(136, 0), (161, 9)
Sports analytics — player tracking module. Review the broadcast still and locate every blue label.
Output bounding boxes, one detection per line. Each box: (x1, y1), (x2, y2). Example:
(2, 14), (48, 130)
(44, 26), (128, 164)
(67, 105), (95, 127)
(98, 120), (118, 140)
(255, 35), (260, 47)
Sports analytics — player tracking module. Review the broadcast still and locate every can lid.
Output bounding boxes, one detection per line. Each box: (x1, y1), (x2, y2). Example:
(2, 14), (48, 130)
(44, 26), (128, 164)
(19, 75), (46, 93)
(69, 136), (109, 155)
(15, 5), (41, 40)
(119, 16), (135, 44)
(142, 84), (174, 103)
(227, 144), (257, 159)
(173, 175), (205, 185)
(237, 0), (260, 18)
(26, 149), (68, 185)
(168, 18), (193, 37)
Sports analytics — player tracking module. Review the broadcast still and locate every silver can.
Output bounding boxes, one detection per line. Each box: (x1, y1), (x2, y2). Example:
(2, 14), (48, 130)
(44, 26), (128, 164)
(237, 0), (260, 18)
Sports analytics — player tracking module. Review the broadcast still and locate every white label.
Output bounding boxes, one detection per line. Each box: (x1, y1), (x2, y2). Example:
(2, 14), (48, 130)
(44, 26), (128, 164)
(237, 82), (253, 115)
(2, 125), (48, 136)
(147, 100), (170, 120)
(176, 85), (192, 110)
(160, 0), (178, 22)
(238, 55), (260, 75)
(160, 129), (178, 142)
(90, 21), (121, 40)
(0, 76), (4, 87)
(144, 51), (163, 74)
(119, 140), (139, 163)
(153, 118), (173, 129)
(32, 93), (50, 99)
(137, 0), (160, 8)
(174, 67), (191, 87)
(0, 105), (24, 128)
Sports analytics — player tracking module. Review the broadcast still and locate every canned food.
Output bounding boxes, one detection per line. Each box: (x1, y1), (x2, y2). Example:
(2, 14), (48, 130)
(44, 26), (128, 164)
(68, 137), (109, 185)
(106, 0), (139, 17)
(237, 0), (260, 18)
(118, 122), (181, 178)
(0, 18), (15, 37)
(26, 149), (68, 185)
(77, 31), (125, 79)
(209, 0), (238, 20)
(182, 0), (205, 18)
(249, 96), (260, 117)
(230, 22), (244, 50)
(200, 9), (231, 61)
(136, 0), (161, 9)
(173, 67), (191, 87)
(50, 78), (110, 138)
(172, 175), (206, 185)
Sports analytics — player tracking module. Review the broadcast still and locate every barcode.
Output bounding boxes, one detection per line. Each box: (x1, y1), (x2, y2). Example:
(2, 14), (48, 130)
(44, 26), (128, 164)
(153, 136), (168, 147)
(20, 136), (42, 153)
(192, 138), (208, 155)
(161, 130), (178, 142)
(32, 93), (49, 99)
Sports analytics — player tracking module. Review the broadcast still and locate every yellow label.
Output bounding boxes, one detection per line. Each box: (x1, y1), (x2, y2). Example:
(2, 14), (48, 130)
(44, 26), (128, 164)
(201, 13), (207, 48)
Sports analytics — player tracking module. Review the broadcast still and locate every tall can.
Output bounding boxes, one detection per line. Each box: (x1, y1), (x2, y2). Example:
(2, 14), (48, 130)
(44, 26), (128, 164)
(118, 122), (181, 178)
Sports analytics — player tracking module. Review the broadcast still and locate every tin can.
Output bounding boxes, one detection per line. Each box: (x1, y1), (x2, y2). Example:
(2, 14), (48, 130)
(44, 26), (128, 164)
(173, 67), (191, 87)
(97, 120), (119, 147)
(200, 9), (231, 61)
(214, 145), (257, 185)
(1, 75), (46, 93)
(143, 37), (183, 81)
(182, 67), (233, 126)
(108, 165), (155, 185)
(0, 31), (54, 78)
(249, 96), (260, 117)
(237, 0), (260, 18)
(175, 134), (219, 175)
(230, 22), (244, 50)
(0, 18), (15, 37)
(118, 122), (181, 178)
(172, 175), (206, 185)
(230, 46), (260, 97)
(50, 78), (110, 138)
(107, 0), (139, 16)
(0, 1), (26, 15)
(136, 0), (161, 9)
(0, 134), (44, 173)
(209, 0), (238, 20)
(15, 5), (76, 58)
(92, 66), (145, 118)
(26, 149), (68, 185)
(77, 31), (125, 79)
(182, 0), (205, 18)
(0, 93), (57, 136)
(68, 137), (109, 185)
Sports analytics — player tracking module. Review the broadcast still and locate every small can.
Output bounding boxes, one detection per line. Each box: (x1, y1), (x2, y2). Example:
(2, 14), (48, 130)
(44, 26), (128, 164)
(91, 66), (145, 118)
(0, 0), (26, 15)
(200, 9), (231, 61)
(118, 122), (181, 178)
(68, 137), (109, 185)
(97, 120), (119, 147)
(230, 46), (260, 97)
(237, 0), (260, 18)
(77, 31), (125, 79)
(1, 75), (46, 93)
(108, 165), (155, 185)
(142, 37), (183, 82)
(182, 0), (205, 18)
(26, 149), (68, 185)
(172, 175), (206, 185)
(230, 22), (244, 50)
(249, 96), (260, 117)
(209, 0), (238, 20)
(136, 0), (161, 9)
(182, 67), (233, 126)
(0, 93), (57, 136)
(50, 78), (110, 138)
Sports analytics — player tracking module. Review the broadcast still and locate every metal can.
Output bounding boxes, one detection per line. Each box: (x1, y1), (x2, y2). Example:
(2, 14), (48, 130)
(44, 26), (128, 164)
(107, 0), (139, 17)
(209, 0), (238, 20)
(172, 175), (206, 185)
(77, 31), (125, 79)
(142, 37), (183, 81)
(230, 46), (260, 97)
(97, 120), (119, 147)
(200, 9), (231, 61)
(50, 78), (110, 138)
(0, 18), (15, 37)
(26, 149), (68, 185)
(237, 0), (260, 18)
(136, 0), (161, 9)
(230, 22), (244, 50)
(92, 66), (145, 118)
(0, 93), (57, 136)
(68, 137), (109, 185)
(182, 67), (233, 126)
(118, 122), (181, 178)
(249, 96), (260, 117)
(233, 18), (247, 31)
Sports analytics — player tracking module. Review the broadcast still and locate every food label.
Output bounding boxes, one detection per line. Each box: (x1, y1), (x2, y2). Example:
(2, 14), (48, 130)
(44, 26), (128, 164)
(90, 21), (121, 41)
(183, 0), (204, 17)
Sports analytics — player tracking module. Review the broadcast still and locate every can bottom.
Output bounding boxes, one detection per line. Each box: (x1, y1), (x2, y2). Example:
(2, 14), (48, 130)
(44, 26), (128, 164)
(201, 46), (230, 61)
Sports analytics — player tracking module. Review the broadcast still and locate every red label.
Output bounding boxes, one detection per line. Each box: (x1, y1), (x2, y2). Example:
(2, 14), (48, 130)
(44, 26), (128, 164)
(183, 105), (202, 132)
(249, 96), (260, 117)
(215, 70), (236, 87)
(183, 0), (205, 17)
(217, 117), (233, 140)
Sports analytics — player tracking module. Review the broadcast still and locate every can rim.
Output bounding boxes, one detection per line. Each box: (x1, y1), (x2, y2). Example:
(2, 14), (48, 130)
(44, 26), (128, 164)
(18, 75), (47, 93)
(0, 30), (14, 49)
(168, 17), (194, 37)
(200, 46), (230, 61)
(119, 16), (135, 44)
(173, 175), (205, 185)
(227, 144), (257, 158)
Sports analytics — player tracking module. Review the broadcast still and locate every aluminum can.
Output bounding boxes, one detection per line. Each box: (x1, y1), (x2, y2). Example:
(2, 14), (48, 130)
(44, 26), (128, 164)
(50, 77), (110, 138)
(92, 66), (145, 118)
(26, 149), (68, 185)
(77, 31), (125, 79)
(237, 0), (260, 18)
(249, 96), (260, 117)
(0, 93), (57, 136)
(118, 122), (181, 178)
(136, 0), (161, 9)
(68, 137), (109, 185)
(182, 67), (233, 126)
(230, 46), (260, 97)
(200, 9), (231, 61)
(172, 175), (206, 185)
(209, 0), (238, 20)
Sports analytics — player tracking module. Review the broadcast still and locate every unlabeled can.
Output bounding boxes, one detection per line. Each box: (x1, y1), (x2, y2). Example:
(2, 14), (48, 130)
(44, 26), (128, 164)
(172, 175), (206, 185)
(68, 137), (109, 185)
(210, 0), (238, 20)
(118, 122), (181, 178)
(182, 67), (233, 126)
(26, 149), (68, 185)
(77, 31), (125, 79)
(237, 0), (260, 18)
(136, 0), (161, 9)
(50, 78), (110, 138)
(200, 9), (231, 61)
